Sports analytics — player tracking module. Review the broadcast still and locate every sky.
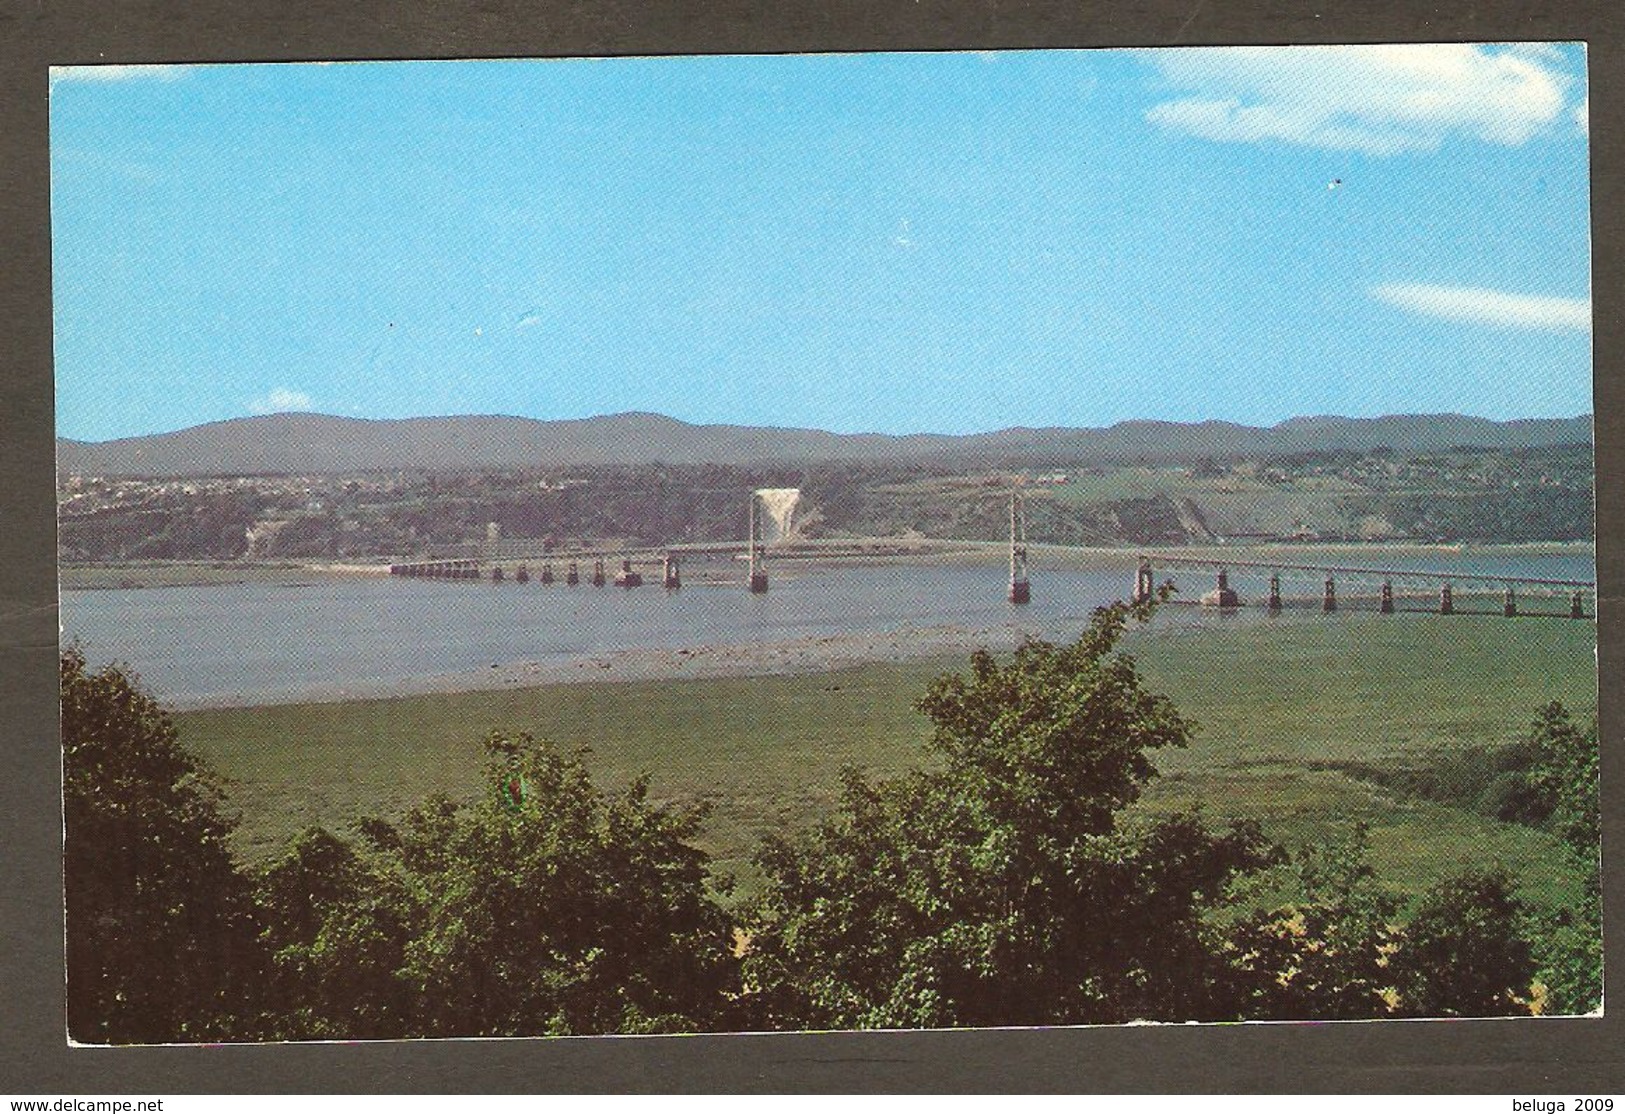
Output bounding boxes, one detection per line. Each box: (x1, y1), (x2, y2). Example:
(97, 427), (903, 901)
(50, 45), (1593, 442)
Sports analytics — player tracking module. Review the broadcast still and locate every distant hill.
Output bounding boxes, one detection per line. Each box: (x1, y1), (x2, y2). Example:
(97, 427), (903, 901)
(55, 411), (1594, 478)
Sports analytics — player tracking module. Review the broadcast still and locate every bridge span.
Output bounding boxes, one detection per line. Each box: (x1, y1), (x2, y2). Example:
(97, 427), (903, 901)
(387, 488), (1592, 616)
(1133, 554), (1594, 619)
(388, 542), (1594, 620)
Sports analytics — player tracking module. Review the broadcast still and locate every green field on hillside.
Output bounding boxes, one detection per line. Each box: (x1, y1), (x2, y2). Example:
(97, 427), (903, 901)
(176, 611), (1596, 910)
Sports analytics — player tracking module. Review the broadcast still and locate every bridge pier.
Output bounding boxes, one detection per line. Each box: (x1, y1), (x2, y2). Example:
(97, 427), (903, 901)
(566, 561), (579, 586)
(1267, 574), (1281, 613)
(1201, 569), (1238, 608)
(592, 558), (606, 588)
(664, 554), (681, 591)
(615, 558), (643, 589)
(491, 565), (504, 583)
(1440, 583), (1454, 615)
(515, 565), (529, 583)
(1380, 581), (1394, 614)
(1572, 591), (1587, 619)
(540, 563), (554, 585)
(1323, 577), (1336, 613)
(1504, 586), (1517, 617)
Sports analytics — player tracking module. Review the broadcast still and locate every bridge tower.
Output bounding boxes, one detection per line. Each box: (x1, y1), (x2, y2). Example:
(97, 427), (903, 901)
(565, 561), (580, 586)
(1268, 573), (1282, 613)
(664, 553), (681, 591)
(1008, 494), (1030, 605)
(1135, 559), (1156, 605)
(748, 494), (769, 593)
(614, 557), (643, 589)
(1439, 583), (1454, 615)
(1572, 590), (1587, 619)
(1322, 576), (1336, 612)
(540, 563), (554, 585)
(1380, 580), (1394, 613)
(592, 558), (606, 588)
(1504, 585), (1517, 617)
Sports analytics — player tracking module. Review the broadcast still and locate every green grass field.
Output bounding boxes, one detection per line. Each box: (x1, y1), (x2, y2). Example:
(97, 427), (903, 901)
(1126, 612), (1596, 909)
(176, 611), (1596, 911)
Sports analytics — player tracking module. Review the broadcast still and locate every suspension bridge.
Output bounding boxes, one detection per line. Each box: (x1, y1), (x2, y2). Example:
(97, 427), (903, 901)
(387, 491), (1595, 620)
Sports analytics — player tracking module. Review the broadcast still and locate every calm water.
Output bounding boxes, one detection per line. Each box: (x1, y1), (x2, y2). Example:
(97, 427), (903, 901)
(59, 551), (1596, 707)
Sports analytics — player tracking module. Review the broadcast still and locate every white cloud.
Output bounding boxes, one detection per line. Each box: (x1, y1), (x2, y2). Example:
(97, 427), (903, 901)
(517, 312), (544, 330)
(50, 64), (195, 85)
(1575, 95), (1589, 136)
(1372, 283), (1591, 331)
(249, 387), (314, 414)
(1500, 42), (1567, 64)
(1143, 44), (1571, 155)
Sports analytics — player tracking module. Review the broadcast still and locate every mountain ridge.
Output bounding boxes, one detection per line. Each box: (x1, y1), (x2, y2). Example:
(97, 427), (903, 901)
(56, 411), (1596, 477)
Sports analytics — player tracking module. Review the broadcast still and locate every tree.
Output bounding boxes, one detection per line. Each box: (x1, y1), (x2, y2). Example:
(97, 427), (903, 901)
(1522, 703), (1601, 1014)
(1212, 826), (1400, 1020)
(743, 598), (1277, 1029)
(60, 648), (266, 1043)
(254, 826), (415, 1040)
(281, 732), (743, 1038)
(1388, 870), (1535, 1018)
(1526, 703), (1600, 892)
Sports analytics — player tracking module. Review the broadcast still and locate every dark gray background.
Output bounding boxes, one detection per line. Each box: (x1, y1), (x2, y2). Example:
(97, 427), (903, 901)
(3, 0), (1620, 1093)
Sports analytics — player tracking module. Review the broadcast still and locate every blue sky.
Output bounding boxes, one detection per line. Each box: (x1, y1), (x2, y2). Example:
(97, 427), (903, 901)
(50, 46), (1592, 441)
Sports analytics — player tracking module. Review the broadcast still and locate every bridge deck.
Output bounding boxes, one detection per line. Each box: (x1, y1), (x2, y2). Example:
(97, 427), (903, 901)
(1140, 554), (1593, 590)
(396, 540), (1596, 594)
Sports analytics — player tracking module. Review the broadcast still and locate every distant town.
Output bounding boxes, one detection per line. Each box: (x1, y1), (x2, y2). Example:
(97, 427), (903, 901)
(58, 439), (1594, 564)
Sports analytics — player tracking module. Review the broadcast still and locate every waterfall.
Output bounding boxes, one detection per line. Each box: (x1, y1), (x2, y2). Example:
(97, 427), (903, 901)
(754, 488), (801, 543)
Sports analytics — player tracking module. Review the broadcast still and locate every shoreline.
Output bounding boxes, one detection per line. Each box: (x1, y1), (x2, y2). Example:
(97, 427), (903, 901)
(160, 595), (1583, 714)
(166, 620), (1045, 713)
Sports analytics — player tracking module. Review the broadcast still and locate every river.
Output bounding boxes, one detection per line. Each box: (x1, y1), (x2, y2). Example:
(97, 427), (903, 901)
(59, 549), (1596, 708)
